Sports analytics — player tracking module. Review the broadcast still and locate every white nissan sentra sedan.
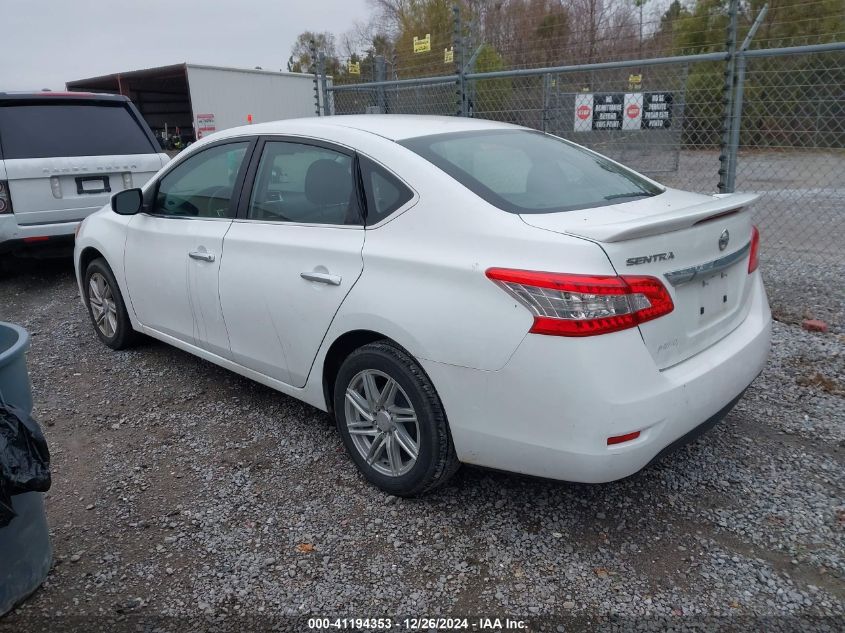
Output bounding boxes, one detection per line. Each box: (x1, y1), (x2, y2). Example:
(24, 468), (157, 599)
(74, 115), (771, 496)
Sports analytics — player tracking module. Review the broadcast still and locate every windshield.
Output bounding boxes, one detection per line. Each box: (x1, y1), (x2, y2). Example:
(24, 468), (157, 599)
(400, 129), (663, 214)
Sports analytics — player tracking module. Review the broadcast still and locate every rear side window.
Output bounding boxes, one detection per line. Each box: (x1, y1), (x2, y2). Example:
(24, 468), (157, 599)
(0, 102), (157, 159)
(359, 156), (413, 225)
(400, 129), (662, 214)
(247, 141), (361, 226)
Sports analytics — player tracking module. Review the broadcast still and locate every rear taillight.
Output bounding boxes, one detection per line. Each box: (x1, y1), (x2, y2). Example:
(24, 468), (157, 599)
(486, 269), (674, 337)
(0, 181), (12, 214)
(748, 225), (760, 274)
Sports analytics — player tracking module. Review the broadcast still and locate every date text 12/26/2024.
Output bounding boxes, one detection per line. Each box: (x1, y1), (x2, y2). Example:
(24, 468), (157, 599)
(307, 617), (529, 630)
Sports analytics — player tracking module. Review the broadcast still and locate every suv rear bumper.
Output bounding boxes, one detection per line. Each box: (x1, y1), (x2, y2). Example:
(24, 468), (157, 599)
(421, 273), (772, 483)
(0, 215), (81, 253)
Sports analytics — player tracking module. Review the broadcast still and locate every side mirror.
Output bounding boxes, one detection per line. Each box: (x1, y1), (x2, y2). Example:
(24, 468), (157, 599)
(111, 188), (143, 215)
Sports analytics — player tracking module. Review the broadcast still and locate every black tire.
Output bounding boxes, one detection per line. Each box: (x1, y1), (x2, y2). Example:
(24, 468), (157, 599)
(83, 257), (139, 350)
(333, 341), (460, 497)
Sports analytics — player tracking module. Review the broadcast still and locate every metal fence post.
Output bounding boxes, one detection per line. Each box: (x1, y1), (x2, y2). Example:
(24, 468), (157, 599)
(309, 39), (321, 117)
(391, 52), (399, 113)
(375, 55), (387, 113)
(542, 74), (551, 133)
(718, 0), (739, 192)
(453, 4), (467, 117)
(726, 4), (769, 192)
(318, 53), (330, 116)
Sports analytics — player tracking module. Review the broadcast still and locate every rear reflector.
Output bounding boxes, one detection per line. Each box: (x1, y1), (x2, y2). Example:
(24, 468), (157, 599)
(748, 225), (760, 273)
(607, 431), (641, 445)
(486, 269), (674, 337)
(23, 236), (50, 243)
(0, 181), (11, 214)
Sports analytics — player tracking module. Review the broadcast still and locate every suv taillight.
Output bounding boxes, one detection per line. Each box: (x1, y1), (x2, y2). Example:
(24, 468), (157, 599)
(486, 269), (674, 337)
(748, 225), (760, 273)
(0, 181), (11, 214)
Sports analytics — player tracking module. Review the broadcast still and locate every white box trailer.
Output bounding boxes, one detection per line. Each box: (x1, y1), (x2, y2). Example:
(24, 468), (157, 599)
(67, 63), (327, 144)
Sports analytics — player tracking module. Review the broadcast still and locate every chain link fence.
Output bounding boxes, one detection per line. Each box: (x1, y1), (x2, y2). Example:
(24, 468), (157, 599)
(322, 39), (845, 330)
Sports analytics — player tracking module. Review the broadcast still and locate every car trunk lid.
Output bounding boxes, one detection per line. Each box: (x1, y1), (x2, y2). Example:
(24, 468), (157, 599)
(521, 189), (759, 369)
(3, 155), (164, 225)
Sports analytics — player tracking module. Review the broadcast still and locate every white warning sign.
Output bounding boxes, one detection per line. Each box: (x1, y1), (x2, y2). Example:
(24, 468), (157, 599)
(622, 93), (643, 130)
(573, 93), (593, 131)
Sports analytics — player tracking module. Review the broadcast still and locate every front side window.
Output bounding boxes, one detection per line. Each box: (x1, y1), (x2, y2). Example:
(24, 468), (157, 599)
(400, 130), (663, 214)
(153, 142), (249, 218)
(248, 141), (360, 225)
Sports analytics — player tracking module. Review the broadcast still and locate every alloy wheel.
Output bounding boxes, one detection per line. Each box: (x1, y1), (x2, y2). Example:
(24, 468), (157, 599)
(344, 369), (420, 477)
(88, 272), (118, 338)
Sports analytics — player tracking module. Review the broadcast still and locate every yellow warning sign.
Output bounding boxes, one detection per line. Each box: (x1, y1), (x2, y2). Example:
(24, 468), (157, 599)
(444, 47), (454, 64)
(628, 74), (642, 90)
(413, 34), (431, 53)
(348, 61), (360, 75)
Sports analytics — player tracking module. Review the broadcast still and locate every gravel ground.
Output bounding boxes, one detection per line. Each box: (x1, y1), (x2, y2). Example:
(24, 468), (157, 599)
(0, 256), (842, 632)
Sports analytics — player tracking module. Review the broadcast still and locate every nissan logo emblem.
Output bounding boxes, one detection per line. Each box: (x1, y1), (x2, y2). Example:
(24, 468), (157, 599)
(718, 229), (730, 251)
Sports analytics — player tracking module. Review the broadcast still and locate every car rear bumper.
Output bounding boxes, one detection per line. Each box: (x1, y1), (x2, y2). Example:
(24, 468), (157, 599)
(0, 214), (85, 252)
(421, 273), (772, 483)
(0, 207), (100, 255)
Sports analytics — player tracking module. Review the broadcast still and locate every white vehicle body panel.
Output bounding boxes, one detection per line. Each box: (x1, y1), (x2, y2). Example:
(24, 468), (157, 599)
(522, 188), (760, 368)
(124, 214), (231, 354)
(0, 154), (167, 245)
(423, 274), (770, 482)
(5, 154), (165, 225)
(74, 115), (771, 484)
(220, 222), (365, 387)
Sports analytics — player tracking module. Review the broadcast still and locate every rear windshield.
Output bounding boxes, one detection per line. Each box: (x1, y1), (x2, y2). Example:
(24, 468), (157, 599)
(400, 129), (662, 214)
(0, 101), (158, 159)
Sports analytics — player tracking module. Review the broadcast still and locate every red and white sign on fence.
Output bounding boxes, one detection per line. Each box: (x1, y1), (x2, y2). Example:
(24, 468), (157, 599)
(573, 94), (594, 131)
(623, 93), (644, 130)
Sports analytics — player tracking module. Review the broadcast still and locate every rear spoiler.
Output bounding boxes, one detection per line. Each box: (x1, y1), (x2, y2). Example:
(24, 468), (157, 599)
(564, 192), (759, 243)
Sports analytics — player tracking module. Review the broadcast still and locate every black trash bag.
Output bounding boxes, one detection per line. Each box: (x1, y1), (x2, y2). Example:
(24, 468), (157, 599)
(0, 402), (51, 528)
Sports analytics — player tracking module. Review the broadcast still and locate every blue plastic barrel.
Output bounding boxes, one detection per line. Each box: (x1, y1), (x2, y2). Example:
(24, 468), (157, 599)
(0, 321), (52, 616)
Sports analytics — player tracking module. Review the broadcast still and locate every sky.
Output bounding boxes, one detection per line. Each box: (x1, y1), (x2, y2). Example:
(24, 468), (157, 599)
(0, 0), (371, 90)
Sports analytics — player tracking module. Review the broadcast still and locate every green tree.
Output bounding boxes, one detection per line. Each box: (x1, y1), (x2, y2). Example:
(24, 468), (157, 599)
(287, 31), (340, 76)
(473, 44), (512, 118)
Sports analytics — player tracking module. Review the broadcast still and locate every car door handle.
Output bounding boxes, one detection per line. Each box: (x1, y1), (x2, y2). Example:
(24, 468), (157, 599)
(300, 271), (342, 286)
(188, 250), (215, 262)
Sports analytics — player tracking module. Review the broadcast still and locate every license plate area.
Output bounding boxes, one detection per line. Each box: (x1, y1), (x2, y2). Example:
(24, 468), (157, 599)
(76, 176), (111, 195)
(697, 270), (734, 321)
